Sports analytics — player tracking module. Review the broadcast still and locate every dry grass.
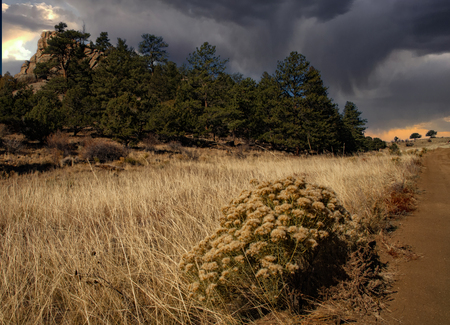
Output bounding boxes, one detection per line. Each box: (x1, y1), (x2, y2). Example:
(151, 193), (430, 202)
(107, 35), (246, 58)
(393, 137), (450, 152)
(0, 149), (421, 324)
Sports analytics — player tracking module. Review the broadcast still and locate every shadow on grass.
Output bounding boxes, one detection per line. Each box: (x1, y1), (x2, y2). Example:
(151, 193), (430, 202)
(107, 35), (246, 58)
(0, 162), (55, 176)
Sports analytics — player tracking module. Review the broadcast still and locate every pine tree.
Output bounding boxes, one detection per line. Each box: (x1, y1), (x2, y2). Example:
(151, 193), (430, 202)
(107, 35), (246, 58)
(177, 42), (230, 139)
(269, 52), (342, 154)
(100, 93), (142, 146)
(22, 91), (64, 141)
(38, 22), (91, 80)
(342, 101), (367, 152)
(139, 34), (169, 73)
(92, 38), (150, 139)
(95, 32), (112, 52)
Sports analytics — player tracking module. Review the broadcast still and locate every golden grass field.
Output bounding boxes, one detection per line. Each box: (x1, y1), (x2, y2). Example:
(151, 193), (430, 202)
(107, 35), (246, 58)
(0, 147), (423, 324)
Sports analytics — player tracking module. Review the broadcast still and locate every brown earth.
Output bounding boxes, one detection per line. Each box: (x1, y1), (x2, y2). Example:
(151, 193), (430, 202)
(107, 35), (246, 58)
(385, 148), (450, 324)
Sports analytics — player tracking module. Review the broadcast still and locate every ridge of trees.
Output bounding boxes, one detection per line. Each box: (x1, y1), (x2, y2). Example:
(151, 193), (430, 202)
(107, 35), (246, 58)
(0, 22), (386, 154)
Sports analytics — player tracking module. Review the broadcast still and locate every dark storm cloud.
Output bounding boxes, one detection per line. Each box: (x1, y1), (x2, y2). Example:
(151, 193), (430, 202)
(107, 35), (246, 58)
(2, 59), (24, 76)
(301, 0), (450, 96)
(360, 53), (450, 130)
(400, 0), (450, 52)
(162, 0), (354, 25)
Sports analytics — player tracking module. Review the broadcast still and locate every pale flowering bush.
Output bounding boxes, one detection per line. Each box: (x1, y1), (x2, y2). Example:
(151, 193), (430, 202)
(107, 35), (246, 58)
(180, 176), (365, 313)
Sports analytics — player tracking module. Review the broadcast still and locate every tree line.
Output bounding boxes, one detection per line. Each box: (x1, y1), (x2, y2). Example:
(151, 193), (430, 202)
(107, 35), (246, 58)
(0, 22), (386, 154)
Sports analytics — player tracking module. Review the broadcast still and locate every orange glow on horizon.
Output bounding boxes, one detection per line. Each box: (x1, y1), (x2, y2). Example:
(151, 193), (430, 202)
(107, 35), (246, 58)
(366, 128), (450, 142)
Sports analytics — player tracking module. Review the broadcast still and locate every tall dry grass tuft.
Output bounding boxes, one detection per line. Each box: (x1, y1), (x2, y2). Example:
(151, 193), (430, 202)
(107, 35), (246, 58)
(0, 151), (420, 323)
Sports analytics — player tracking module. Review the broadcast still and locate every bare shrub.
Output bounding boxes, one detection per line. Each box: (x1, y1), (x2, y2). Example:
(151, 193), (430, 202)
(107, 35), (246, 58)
(168, 141), (182, 153)
(181, 148), (200, 161)
(234, 144), (249, 159)
(0, 124), (8, 138)
(388, 143), (400, 155)
(46, 130), (72, 157)
(385, 182), (416, 216)
(3, 138), (24, 154)
(142, 133), (160, 152)
(313, 242), (389, 323)
(81, 138), (128, 162)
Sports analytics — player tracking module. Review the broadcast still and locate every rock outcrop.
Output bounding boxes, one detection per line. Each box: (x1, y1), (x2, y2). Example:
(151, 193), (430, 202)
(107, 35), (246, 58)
(14, 31), (104, 84)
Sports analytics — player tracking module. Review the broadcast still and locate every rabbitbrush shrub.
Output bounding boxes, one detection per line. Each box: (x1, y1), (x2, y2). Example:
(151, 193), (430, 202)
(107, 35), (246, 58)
(180, 176), (365, 314)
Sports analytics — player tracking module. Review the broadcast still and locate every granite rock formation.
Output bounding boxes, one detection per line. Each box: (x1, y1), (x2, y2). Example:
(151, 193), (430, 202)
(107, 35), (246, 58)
(14, 31), (104, 84)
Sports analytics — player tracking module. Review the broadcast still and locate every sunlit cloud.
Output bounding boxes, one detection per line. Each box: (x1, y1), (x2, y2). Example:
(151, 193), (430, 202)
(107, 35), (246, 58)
(2, 27), (40, 61)
(444, 116), (450, 123)
(2, 2), (80, 66)
(2, 39), (33, 60)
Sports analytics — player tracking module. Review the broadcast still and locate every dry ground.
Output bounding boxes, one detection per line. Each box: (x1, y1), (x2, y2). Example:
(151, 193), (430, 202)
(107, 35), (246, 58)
(383, 148), (450, 324)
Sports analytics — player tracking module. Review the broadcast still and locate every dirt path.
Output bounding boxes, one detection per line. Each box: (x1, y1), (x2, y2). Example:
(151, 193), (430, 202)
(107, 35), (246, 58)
(385, 148), (450, 324)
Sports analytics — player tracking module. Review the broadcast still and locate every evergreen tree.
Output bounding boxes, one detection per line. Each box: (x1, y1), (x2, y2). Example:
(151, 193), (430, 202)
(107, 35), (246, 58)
(342, 101), (367, 152)
(410, 133), (422, 141)
(426, 130), (437, 138)
(23, 91), (64, 141)
(37, 22), (91, 80)
(226, 77), (258, 141)
(63, 86), (94, 135)
(256, 72), (281, 144)
(364, 136), (386, 150)
(180, 42), (230, 139)
(0, 73), (16, 125)
(269, 52), (342, 154)
(91, 38), (148, 118)
(100, 93), (142, 146)
(139, 34), (169, 73)
(95, 32), (112, 52)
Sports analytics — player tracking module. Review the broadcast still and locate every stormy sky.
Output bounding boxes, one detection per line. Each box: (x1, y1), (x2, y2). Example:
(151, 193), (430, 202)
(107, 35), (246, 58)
(2, 0), (450, 140)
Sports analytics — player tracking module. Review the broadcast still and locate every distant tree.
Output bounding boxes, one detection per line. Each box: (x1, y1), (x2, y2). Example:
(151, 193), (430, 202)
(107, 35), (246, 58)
(342, 101), (367, 152)
(139, 34), (169, 73)
(55, 22), (67, 33)
(394, 136), (399, 142)
(410, 133), (422, 141)
(364, 136), (386, 151)
(94, 32), (112, 52)
(426, 130), (437, 138)
(0, 72), (18, 92)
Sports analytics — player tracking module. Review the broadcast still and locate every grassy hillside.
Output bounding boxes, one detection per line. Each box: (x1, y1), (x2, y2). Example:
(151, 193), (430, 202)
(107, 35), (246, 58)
(0, 148), (421, 324)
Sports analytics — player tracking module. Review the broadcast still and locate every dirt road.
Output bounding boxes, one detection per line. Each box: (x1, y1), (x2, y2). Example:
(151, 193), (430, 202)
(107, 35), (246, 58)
(386, 148), (450, 324)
